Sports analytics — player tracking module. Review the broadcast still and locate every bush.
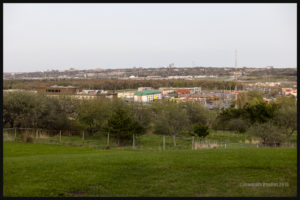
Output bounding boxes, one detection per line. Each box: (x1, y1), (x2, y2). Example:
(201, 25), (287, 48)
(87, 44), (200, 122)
(192, 123), (209, 139)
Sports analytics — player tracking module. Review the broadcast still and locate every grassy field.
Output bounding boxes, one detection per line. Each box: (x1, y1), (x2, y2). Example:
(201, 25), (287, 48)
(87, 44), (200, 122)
(3, 142), (297, 197)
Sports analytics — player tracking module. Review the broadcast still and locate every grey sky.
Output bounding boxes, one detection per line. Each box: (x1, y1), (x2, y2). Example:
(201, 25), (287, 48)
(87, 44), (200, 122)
(4, 3), (297, 72)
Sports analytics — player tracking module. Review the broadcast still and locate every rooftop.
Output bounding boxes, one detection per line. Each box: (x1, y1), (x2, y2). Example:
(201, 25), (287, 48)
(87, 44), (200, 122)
(134, 90), (162, 96)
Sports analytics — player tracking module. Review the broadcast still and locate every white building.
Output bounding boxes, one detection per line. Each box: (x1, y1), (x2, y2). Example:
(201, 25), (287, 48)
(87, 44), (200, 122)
(134, 90), (162, 103)
(117, 91), (135, 99)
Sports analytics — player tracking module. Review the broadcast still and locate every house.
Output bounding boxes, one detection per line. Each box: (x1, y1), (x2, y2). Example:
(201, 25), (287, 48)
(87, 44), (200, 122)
(134, 90), (162, 103)
(281, 88), (293, 96)
(117, 91), (135, 99)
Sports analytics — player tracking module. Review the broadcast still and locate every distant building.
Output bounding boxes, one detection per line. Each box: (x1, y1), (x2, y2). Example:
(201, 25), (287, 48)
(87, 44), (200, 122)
(134, 90), (162, 103)
(281, 88), (294, 96)
(117, 91), (135, 99)
(80, 90), (103, 95)
(281, 88), (297, 97)
(169, 63), (175, 68)
(138, 87), (153, 91)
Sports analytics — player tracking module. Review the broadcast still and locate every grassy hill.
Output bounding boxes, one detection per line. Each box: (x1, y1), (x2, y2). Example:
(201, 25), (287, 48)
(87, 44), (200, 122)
(3, 142), (297, 197)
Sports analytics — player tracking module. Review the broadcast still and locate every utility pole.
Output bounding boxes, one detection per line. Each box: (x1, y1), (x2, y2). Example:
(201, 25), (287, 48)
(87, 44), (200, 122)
(234, 49), (238, 109)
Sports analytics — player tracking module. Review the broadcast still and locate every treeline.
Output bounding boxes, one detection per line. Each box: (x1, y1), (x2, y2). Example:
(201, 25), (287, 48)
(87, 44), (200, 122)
(3, 79), (244, 91)
(213, 92), (297, 146)
(3, 91), (296, 146)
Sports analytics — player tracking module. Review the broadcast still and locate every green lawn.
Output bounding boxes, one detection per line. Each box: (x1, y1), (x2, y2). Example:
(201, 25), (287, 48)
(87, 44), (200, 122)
(3, 142), (297, 197)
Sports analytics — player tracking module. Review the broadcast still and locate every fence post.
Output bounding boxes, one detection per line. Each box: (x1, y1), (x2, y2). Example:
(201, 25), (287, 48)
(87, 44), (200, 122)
(132, 134), (135, 149)
(192, 136), (195, 150)
(14, 128), (17, 142)
(163, 135), (165, 151)
(107, 132), (110, 148)
(82, 131), (85, 144)
(225, 143), (227, 149)
(173, 135), (176, 147)
(59, 130), (62, 143)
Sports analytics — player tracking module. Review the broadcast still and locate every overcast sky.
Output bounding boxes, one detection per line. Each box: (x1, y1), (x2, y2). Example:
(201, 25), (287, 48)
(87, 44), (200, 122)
(4, 3), (297, 72)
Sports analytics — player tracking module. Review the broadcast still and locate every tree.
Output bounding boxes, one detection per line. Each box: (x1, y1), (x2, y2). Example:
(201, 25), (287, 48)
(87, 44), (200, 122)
(273, 102), (297, 139)
(129, 103), (151, 134)
(227, 118), (249, 134)
(247, 122), (285, 146)
(77, 99), (112, 135)
(192, 123), (209, 139)
(243, 102), (279, 124)
(181, 102), (208, 125)
(105, 108), (141, 145)
(3, 92), (72, 131)
(153, 101), (189, 146)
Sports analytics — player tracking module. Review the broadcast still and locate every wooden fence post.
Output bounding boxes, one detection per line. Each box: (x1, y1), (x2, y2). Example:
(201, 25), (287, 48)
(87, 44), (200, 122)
(192, 136), (195, 150)
(163, 135), (165, 151)
(14, 128), (17, 142)
(132, 134), (135, 149)
(173, 135), (176, 147)
(107, 132), (110, 148)
(82, 131), (85, 144)
(59, 130), (62, 143)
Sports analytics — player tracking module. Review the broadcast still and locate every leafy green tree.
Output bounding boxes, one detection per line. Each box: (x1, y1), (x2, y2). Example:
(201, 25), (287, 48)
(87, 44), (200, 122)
(3, 92), (72, 131)
(129, 103), (151, 134)
(181, 102), (208, 125)
(105, 108), (142, 145)
(77, 99), (112, 135)
(247, 122), (285, 146)
(153, 101), (189, 146)
(273, 98), (297, 139)
(243, 102), (279, 124)
(227, 118), (249, 133)
(192, 123), (209, 139)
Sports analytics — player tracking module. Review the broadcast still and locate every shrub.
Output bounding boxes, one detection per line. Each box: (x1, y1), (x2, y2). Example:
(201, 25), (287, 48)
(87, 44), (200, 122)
(192, 123), (209, 139)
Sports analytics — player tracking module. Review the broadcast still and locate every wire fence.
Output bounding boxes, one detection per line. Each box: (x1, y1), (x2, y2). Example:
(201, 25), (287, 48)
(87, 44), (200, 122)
(3, 128), (297, 150)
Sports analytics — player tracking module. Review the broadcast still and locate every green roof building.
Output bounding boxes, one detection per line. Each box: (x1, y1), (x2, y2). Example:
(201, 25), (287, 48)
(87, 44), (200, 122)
(134, 90), (162, 103)
(134, 90), (162, 96)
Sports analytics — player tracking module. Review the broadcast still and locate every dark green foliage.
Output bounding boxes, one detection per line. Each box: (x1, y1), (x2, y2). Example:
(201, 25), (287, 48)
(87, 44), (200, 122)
(3, 92), (72, 131)
(181, 102), (208, 125)
(227, 118), (249, 134)
(273, 97), (297, 139)
(214, 101), (280, 132)
(243, 102), (279, 124)
(152, 101), (189, 136)
(247, 122), (286, 146)
(192, 123), (209, 138)
(3, 78), (244, 91)
(105, 108), (142, 145)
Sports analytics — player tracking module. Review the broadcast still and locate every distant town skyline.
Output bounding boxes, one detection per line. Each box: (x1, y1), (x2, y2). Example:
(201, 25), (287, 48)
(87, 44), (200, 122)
(4, 3), (297, 72)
